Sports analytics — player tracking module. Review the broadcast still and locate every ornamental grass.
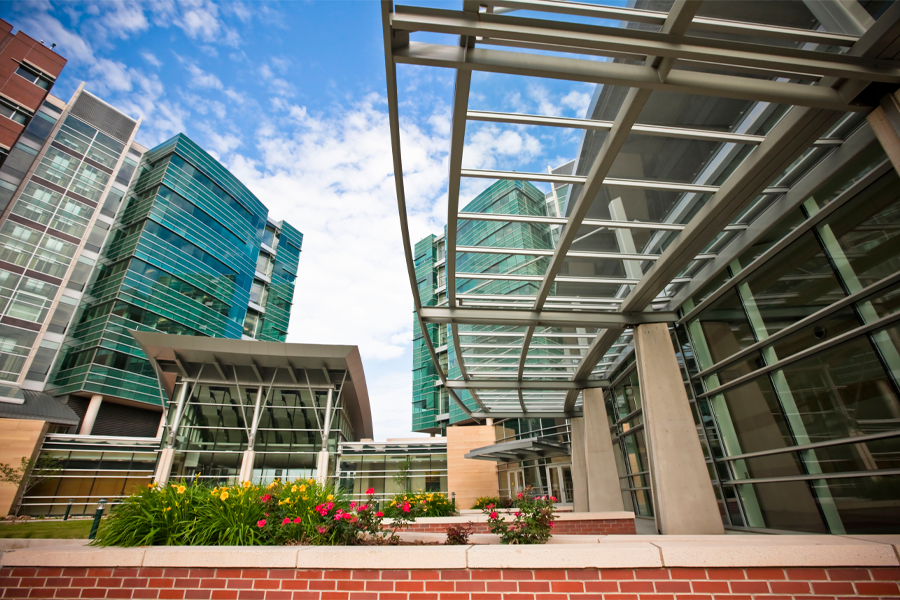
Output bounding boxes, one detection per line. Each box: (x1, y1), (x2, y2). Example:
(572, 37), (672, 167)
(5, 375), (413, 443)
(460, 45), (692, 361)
(95, 479), (396, 547)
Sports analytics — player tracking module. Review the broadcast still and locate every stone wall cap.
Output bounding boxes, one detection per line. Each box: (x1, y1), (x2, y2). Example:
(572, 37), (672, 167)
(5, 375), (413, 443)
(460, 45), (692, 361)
(1, 536), (898, 569)
(388, 512), (633, 524)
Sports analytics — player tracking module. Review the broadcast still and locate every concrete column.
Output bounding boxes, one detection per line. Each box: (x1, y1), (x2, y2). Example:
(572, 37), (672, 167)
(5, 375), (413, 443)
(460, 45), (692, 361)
(634, 323), (725, 535)
(315, 449), (330, 484)
(239, 449), (255, 483)
(154, 447), (175, 486)
(582, 388), (625, 512)
(79, 395), (103, 435)
(569, 417), (589, 513)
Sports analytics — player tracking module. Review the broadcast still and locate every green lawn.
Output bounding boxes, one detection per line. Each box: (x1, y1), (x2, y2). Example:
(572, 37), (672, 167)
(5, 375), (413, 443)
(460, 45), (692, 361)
(0, 520), (93, 539)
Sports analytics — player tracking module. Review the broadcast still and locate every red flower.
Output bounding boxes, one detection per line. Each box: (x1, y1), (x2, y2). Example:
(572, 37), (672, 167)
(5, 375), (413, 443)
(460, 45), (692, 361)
(550, 496), (557, 502)
(549, 521), (554, 528)
(515, 512), (521, 517)
(489, 511), (498, 519)
(402, 501), (411, 513)
(375, 511), (383, 517)
(293, 517), (301, 524)
(366, 488), (375, 495)
(257, 520), (266, 528)
(485, 503), (494, 510)
(358, 504), (368, 511)
(517, 492), (523, 499)
(317, 525), (327, 534)
(350, 502), (357, 509)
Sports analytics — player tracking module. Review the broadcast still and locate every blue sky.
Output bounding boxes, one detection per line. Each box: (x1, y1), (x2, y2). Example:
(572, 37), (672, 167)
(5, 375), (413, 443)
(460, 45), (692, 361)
(3, 0), (597, 440)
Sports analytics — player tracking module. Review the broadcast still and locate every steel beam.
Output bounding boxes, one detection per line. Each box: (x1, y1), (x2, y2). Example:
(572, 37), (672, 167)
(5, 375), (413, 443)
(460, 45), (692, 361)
(445, 379), (608, 390)
(458, 212), (749, 232)
(418, 306), (676, 327)
(394, 43), (867, 112)
(391, 8), (899, 82)
(466, 110), (844, 146)
(481, 0), (859, 46)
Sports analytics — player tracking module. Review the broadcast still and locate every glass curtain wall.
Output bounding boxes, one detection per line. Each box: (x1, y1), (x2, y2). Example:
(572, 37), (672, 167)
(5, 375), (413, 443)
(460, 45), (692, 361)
(166, 376), (352, 485)
(21, 434), (159, 516)
(606, 137), (900, 534)
(336, 441), (447, 504)
(495, 418), (574, 504)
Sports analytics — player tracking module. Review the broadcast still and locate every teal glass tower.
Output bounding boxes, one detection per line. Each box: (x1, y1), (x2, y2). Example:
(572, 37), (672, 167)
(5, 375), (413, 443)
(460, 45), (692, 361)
(412, 179), (553, 433)
(48, 134), (302, 408)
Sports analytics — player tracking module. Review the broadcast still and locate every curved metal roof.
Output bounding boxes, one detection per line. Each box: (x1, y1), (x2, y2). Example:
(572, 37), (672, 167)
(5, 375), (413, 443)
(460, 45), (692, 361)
(131, 332), (374, 440)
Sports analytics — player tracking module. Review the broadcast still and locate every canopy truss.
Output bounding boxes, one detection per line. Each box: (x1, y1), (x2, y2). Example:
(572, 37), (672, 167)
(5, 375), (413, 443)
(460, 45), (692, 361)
(382, 0), (900, 418)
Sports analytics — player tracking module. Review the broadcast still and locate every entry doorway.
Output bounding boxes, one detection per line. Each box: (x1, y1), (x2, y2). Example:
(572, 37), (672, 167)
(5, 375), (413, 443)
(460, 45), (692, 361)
(507, 464), (573, 505)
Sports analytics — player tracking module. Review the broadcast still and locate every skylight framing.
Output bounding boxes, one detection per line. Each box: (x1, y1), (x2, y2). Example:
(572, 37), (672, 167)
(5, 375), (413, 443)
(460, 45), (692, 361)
(382, 0), (900, 419)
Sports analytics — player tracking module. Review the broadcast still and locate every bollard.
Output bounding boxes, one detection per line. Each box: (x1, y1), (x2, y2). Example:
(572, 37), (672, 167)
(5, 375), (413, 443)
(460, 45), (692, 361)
(88, 499), (106, 540)
(63, 499), (73, 521)
(452, 491), (456, 510)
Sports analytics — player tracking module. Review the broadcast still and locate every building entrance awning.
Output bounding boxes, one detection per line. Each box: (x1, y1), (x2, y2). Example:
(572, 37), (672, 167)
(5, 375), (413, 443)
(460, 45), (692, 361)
(464, 437), (570, 462)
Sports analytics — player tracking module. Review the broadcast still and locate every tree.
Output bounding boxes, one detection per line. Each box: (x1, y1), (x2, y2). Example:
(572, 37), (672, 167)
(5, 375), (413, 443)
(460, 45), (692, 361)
(392, 456), (413, 493)
(0, 455), (63, 516)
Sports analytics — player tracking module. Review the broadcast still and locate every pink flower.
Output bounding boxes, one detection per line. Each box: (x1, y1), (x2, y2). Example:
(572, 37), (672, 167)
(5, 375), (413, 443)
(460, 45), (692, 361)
(350, 502), (357, 509)
(375, 511), (383, 517)
(550, 496), (557, 502)
(485, 503), (494, 510)
(260, 494), (271, 502)
(344, 513), (355, 520)
(334, 514), (343, 520)
(402, 501), (411, 513)
(282, 517), (291, 525)
(490, 511), (498, 519)
(317, 526), (327, 534)
(517, 492), (523, 499)
(358, 504), (368, 511)
(549, 521), (554, 528)
(366, 488), (375, 495)
(515, 512), (521, 517)
(264, 513), (269, 517)
(293, 517), (301, 524)
(257, 520), (266, 528)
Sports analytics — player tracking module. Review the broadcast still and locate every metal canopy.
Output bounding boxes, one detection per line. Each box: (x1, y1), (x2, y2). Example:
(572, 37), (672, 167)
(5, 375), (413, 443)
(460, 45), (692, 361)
(464, 436), (571, 461)
(382, 0), (900, 419)
(132, 331), (374, 439)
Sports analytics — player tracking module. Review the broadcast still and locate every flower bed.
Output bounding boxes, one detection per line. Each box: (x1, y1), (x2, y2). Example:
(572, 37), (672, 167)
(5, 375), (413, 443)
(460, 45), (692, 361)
(96, 480), (409, 547)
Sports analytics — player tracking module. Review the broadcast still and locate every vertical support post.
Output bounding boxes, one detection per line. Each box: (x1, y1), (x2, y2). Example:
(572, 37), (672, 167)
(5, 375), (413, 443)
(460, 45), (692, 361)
(79, 395), (103, 435)
(634, 323), (724, 534)
(569, 417), (589, 513)
(582, 388), (625, 512)
(317, 388), (334, 484)
(167, 382), (191, 446)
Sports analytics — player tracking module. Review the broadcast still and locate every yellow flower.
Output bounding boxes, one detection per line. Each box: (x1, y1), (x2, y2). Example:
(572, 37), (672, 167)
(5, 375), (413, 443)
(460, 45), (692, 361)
(302, 496), (307, 501)
(291, 485), (297, 493)
(220, 491), (229, 501)
(165, 507), (171, 512)
(308, 478), (314, 484)
(326, 495), (333, 501)
(299, 485), (306, 492)
(242, 480), (252, 488)
(267, 481), (276, 490)
(177, 486), (186, 494)
(147, 483), (154, 488)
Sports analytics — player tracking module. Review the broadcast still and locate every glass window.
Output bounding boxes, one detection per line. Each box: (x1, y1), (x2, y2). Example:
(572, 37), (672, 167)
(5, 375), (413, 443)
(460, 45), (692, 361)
(47, 295), (78, 334)
(15, 65), (51, 90)
(0, 100), (28, 125)
(243, 309), (259, 337)
(2, 142), (39, 179)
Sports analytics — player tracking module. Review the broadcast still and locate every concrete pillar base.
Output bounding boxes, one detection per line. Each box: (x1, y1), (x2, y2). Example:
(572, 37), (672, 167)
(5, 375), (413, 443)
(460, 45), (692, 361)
(315, 449), (329, 484)
(154, 448), (175, 486)
(239, 449), (255, 483)
(79, 395), (103, 435)
(634, 323), (725, 535)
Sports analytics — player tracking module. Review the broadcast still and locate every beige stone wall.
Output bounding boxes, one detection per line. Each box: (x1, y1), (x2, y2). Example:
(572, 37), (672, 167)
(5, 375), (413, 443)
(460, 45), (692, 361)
(446, 425), (499, 509)
(0, 419), (48, 516)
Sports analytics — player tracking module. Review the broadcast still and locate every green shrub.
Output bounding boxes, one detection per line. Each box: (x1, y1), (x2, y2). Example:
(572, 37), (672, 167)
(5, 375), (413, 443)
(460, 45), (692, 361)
(95, 480), (203, 547)
(384, 491), (455, 518)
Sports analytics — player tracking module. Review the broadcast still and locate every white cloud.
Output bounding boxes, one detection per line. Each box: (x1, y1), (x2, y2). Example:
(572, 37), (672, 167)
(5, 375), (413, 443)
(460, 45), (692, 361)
(199, 124), (242, 158)
(224, 93), (453, 437)
(260, 63), (294, 97)
(224, 88), (245, 104)
(141, 50), (162, 67)
(179, 58), (224, 89)
(561, 90), (591, 117)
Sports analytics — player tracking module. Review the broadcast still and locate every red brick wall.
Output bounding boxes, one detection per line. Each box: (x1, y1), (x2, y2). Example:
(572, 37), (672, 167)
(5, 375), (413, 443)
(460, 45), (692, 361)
(401, 519), (636, 535)
(2, 566), (898, 600)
